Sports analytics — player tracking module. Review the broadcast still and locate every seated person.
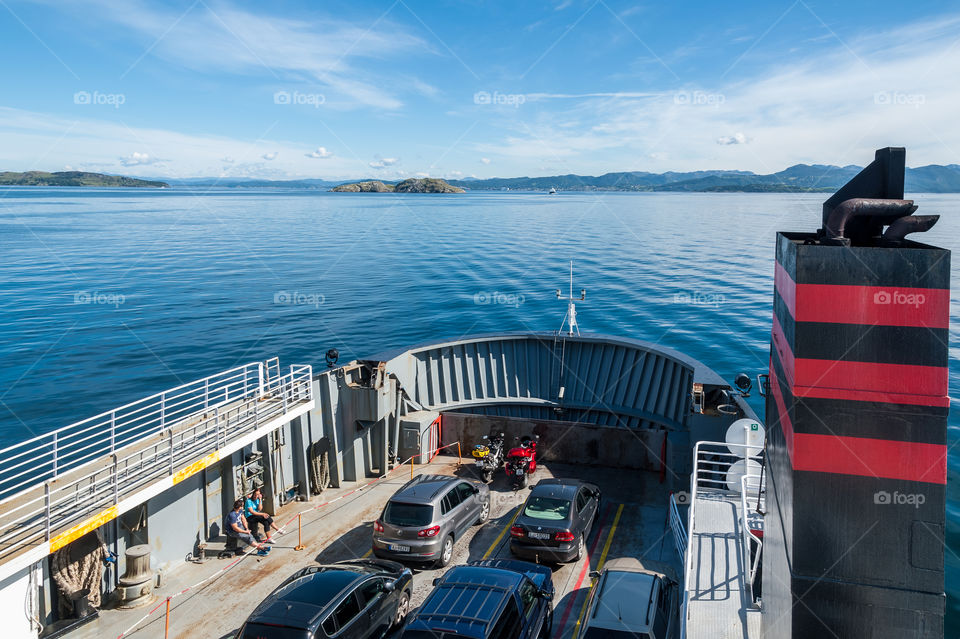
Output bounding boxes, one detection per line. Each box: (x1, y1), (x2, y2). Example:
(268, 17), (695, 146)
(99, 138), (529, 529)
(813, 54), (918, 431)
(224, 499), (269, 556)
(244, 488), (282, 542)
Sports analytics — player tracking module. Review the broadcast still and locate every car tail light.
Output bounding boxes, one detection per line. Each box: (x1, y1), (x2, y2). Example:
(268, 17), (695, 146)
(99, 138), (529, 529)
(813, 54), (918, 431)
(510, 526), (526, 538)
(373, 520), (384, 533)
(555, 531), (575, 542)
(418, 525), (441, 538)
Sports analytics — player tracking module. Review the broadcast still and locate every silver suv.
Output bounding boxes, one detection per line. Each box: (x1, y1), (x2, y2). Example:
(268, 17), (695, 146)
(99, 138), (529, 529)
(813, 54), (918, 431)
(373, 474), (490, 568)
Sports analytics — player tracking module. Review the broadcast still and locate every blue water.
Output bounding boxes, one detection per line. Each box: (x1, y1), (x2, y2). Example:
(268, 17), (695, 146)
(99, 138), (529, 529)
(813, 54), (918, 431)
(1, 188), (958, 626)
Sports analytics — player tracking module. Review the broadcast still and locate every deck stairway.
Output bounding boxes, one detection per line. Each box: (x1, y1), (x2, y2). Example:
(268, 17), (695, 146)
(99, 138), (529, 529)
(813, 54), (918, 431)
(0, 359), (314, 580)
(677, 441), (764, 639)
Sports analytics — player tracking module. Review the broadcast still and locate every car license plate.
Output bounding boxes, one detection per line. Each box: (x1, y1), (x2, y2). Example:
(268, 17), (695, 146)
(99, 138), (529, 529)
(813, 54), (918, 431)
(516, 469), (524, 475)
(528, 532), (550, 540)
(389, 544), (410, 553)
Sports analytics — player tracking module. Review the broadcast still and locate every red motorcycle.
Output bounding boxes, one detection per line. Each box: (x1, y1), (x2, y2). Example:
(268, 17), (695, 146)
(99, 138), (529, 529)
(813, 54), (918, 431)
(505, 435), (539, 490)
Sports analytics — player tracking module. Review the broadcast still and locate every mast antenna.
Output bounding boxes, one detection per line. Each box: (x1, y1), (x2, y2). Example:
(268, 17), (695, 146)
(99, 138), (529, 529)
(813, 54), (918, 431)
(556, 260), (586, 336)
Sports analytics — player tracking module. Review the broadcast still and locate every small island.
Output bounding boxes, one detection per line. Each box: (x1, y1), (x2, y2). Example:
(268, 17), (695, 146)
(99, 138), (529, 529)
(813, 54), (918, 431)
(0, 171), (169, 188)
(330, 178), (465, 193)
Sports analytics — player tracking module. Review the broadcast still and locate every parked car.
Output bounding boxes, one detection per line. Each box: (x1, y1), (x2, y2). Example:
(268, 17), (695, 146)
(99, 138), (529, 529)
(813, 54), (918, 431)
(236, 559), (413, 639)
(399, 559), (554, 639)
(509, 478), (601, 563)
(373, 474), (490, 568)
(581, 558), (679, 639)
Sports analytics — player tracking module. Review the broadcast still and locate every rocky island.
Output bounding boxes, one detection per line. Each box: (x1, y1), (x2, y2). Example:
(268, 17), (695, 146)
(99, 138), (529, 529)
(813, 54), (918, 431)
(0, 171), (169, 187)
(330, 178), (465, 193)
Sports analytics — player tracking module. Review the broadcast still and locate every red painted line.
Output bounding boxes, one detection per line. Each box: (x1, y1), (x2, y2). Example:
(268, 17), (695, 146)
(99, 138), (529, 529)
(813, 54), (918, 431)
(774, 261), (796, 318)
(555, 504), (611, 636)
(768, 358), (796, 460)
(771, 314), (795, 387)
(769, 357), (946, 483)
(794, 358), (947, 398)
(794, 432), (946, 484)
(775, 261), (949, 328)
(793, 384), (951, 408)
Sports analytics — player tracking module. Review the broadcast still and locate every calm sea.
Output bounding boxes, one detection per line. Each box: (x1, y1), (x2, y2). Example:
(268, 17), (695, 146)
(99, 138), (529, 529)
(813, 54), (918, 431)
(1, 188), (958, 626)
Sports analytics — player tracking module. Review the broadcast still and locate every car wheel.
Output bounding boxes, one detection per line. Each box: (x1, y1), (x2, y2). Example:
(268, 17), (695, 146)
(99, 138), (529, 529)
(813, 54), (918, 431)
(477, 499), (490, 524)
(574, 534), (584, 561)
(392, 590), (411, 629)
(436, 535), (454, 568)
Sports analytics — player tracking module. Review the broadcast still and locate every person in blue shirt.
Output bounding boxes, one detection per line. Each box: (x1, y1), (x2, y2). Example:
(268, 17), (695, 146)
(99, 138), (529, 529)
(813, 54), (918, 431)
(244, 488), (282, 542)
(225, 499), (269, 556)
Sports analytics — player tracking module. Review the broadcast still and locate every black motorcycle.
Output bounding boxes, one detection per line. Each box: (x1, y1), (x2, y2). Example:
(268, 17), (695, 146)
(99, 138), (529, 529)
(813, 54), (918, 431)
(472, 432), (505, 483)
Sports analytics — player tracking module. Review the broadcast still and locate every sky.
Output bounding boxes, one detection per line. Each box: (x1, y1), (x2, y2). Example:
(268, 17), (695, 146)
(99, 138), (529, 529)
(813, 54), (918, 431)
(0, 0), (959, 180)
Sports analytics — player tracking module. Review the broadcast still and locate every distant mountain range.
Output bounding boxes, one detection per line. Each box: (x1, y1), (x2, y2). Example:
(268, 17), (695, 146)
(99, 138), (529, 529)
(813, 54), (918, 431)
(6, 163), (960, 192)
(446, 164), (960, 193)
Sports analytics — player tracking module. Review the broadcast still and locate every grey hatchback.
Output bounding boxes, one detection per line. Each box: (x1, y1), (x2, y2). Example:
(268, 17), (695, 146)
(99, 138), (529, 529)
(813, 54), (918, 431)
(373, 474), (490, 567)
(510, 478), (601, 563)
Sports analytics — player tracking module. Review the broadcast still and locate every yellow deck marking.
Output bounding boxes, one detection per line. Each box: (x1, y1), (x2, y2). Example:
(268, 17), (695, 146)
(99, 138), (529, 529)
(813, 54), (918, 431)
(362, 549), (372, 558)
(572, 503), (624, 639)
(173, 450), (221, 485)
(482, 507), (520, 559)
(49, 505), (119, 552)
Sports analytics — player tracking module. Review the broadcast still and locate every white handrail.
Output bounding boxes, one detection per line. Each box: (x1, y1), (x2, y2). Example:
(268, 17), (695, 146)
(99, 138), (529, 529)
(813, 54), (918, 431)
(682, 440), (763, 623)
(669, 492), (688, 563)
(0, 363), (264, 499)
(740, 472), (765, 605)
(0, 361), (313, 566)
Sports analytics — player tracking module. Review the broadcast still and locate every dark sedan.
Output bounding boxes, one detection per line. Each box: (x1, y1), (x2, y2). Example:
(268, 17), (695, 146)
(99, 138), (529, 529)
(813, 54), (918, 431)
(509, 478), (601, 563)
(237, 559), (413, 639)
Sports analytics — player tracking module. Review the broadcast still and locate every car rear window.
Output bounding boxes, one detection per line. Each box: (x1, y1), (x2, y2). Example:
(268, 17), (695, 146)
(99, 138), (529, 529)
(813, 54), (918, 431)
(384, 501), (433, 526)
(237, 623), (311, 639)
(524, 497), (571, 521)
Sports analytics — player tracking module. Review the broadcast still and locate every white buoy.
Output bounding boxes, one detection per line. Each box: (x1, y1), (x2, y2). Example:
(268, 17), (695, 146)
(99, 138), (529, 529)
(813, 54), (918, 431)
(725, 418), (765, 457)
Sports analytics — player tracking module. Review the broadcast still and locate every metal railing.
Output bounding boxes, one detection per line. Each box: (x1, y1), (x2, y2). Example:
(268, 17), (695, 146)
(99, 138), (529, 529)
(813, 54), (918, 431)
(740, 473), (765, 605)
(681, 440), (763, 634)
(669, 492), (688, 563)
(0, 362), (312, 565)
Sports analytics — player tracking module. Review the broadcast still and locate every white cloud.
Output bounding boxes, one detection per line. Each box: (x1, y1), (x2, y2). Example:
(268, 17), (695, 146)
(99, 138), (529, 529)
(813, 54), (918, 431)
(262, 152), (278, 161)
(46, 0), (428, 110)
(473, 14), (960, 173)
(480, 157), (491, 164)
(220, 156), (235, 164)
(119, 151), (163, 166)
(369, 157), (399, 169)
(305, 147), (333, 159)
(716, 133), (748, 145)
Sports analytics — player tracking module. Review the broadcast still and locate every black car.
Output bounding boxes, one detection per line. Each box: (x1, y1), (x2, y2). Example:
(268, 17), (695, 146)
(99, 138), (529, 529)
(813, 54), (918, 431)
(399, 559), (554, 639)
(237, 559), (413, 639)
(509, 478), (601, 563)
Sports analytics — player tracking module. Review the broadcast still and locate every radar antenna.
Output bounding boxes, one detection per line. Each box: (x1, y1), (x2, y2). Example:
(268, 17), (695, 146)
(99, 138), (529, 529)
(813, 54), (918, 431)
(556, 261), (586, 336)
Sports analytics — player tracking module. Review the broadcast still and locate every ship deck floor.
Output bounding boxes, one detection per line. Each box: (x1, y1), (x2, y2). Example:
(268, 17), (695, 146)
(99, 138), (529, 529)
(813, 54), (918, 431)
(71, 458), (681, 639)
(684, 491), (762, 639)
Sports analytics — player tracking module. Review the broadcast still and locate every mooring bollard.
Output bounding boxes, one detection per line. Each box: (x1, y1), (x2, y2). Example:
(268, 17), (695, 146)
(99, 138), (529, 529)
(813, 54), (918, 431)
(294, 513), (305, 551)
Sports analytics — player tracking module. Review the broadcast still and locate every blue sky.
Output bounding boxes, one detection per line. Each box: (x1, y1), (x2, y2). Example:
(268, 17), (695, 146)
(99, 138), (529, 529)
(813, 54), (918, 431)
(0, 0), (958, 179)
